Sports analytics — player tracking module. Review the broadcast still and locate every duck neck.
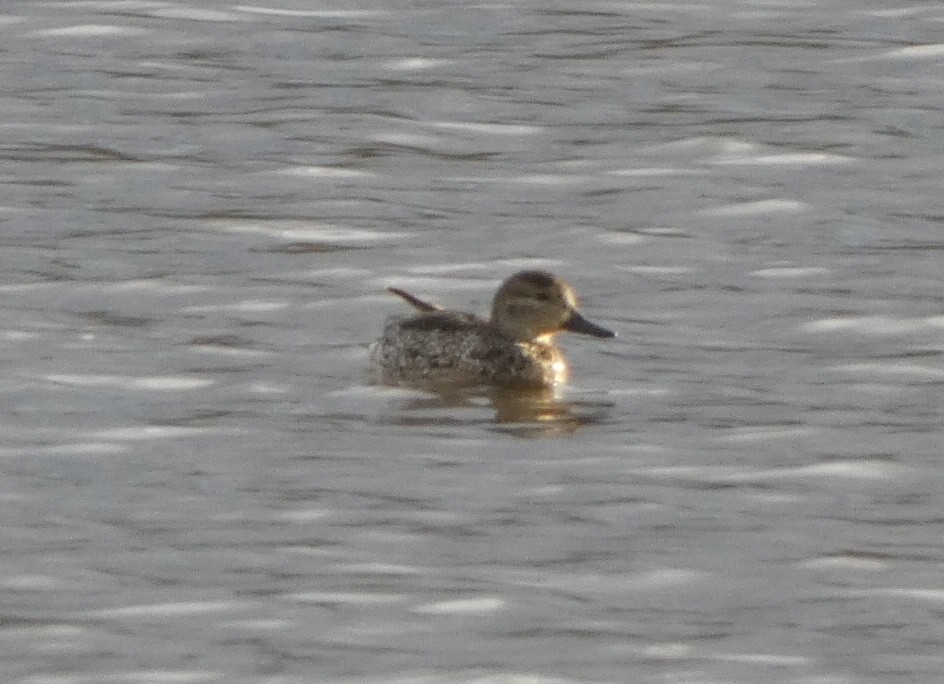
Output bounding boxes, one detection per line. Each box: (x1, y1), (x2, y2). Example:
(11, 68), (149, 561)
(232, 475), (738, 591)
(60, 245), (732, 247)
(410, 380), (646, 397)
(491, 318), (554, 344)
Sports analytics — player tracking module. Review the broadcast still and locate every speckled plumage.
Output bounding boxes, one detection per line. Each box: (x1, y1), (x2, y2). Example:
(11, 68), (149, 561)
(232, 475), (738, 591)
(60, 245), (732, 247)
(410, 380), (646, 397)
(372, 312), (568, 387)
(370, 271), (615, 388)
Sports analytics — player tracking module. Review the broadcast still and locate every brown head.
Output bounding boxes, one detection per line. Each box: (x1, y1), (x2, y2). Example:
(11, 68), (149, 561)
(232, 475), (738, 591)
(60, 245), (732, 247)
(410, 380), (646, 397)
(488, 271), (616, 342)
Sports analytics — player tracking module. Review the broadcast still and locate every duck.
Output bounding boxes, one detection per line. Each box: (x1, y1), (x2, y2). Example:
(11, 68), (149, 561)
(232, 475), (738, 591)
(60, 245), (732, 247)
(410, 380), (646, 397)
(370, 270), (615, 388)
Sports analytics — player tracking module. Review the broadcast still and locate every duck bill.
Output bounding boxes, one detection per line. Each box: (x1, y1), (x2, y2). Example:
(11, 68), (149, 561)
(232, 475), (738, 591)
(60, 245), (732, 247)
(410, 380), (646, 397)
(563, 311), (616, 338)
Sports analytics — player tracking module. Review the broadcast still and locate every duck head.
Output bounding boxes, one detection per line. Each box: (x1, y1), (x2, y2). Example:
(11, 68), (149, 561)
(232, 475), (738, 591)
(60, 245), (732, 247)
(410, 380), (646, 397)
(489, 270), (616, 343)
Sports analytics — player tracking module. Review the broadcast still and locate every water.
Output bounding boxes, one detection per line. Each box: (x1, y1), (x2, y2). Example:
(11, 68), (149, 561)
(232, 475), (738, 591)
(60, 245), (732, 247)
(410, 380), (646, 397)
(2, 1), (943, 682)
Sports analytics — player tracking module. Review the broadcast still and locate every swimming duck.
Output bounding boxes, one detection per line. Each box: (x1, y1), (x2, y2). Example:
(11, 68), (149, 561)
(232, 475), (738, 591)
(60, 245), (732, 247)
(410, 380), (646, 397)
(371, 270), (615, 388)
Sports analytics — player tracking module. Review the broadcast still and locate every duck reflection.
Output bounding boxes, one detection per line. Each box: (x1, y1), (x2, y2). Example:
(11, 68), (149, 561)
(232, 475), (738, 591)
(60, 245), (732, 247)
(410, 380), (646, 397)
(386, 383), (611, 438)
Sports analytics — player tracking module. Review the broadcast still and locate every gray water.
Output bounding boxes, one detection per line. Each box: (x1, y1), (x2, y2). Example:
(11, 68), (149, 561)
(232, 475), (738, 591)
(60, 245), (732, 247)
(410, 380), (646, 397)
(2, 1), (944, 683)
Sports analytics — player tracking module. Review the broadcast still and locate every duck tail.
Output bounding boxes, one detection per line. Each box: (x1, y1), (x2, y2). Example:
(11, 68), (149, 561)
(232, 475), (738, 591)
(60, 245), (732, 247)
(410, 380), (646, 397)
(386, 287), (443, 312)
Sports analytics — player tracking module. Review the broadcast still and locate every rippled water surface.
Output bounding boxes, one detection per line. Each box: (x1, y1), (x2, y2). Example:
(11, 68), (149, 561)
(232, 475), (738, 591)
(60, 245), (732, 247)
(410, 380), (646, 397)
(2, 1), (943, 683)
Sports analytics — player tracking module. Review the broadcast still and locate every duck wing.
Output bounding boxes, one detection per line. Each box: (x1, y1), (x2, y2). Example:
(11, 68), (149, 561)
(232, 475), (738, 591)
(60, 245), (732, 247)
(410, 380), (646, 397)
(386, 287), (443, 312)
